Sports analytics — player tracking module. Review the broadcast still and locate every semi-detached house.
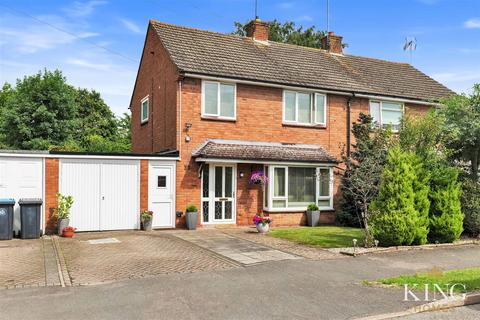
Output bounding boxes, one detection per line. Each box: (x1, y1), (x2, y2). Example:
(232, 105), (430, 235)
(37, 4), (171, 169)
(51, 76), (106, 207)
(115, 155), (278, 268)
(130, 18), (454, 228)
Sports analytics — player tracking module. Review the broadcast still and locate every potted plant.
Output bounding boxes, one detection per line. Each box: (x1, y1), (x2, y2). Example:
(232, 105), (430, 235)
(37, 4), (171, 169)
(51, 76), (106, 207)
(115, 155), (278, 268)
(55, 193), (74, 236)
(62, 226), (76, 238)
(185, 204), (198, 230)
(306, 203), (320, 227)
(141, 210), (154, 231)
(249, 171), (268, 186)
(253, 213), (272, 234)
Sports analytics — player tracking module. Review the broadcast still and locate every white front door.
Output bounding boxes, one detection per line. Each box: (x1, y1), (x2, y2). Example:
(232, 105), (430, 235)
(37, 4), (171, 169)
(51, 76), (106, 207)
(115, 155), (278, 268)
(201, 164), (236, 224)
(149, 163), (175, 228)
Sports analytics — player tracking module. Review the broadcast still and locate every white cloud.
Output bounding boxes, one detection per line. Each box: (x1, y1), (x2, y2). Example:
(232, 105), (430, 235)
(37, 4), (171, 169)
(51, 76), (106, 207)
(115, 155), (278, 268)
(64, 1), (107, 17)
(66, 58), (111, 71)
(431, 70), (480, 94)
(464, 18), (480, 29)
(297, 15), (313, 22)
(278, 2), (295, 9)
(119, 18), (142, 34)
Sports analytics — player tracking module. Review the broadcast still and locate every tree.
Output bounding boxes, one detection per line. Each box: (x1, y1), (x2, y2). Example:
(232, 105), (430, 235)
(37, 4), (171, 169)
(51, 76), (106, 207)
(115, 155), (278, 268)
(439, 84), (480, 180)
(233, 20), (347, 49)
(0, 69), (132, 152)
(0, 70), (77, 150)
(339, 113), (393, 244)
(370, 147), (430, 246)
(428, 165), (463, 243)
(462, 179), (480, 236)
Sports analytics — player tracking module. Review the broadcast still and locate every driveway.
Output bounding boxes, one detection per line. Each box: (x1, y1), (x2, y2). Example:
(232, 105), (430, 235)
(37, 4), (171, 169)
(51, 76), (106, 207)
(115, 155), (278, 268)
(57, 231), (238, 285)
(1, 245), (479, 320)
(171, 229), (301, 265)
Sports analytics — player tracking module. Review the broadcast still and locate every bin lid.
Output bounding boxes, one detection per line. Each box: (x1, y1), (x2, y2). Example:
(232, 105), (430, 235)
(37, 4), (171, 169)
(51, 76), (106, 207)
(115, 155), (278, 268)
(0, 198), (15, 205)
(19, 198), (43, 205)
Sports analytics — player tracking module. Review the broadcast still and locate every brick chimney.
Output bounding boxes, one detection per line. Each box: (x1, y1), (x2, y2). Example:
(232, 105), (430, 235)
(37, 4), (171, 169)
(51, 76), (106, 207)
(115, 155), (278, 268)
(246, 18), (269, 41)
(321, 31), (343, 54)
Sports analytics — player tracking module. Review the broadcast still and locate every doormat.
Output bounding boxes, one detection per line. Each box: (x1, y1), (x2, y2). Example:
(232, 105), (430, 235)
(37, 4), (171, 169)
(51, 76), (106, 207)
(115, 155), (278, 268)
(87, 238), (121, 245)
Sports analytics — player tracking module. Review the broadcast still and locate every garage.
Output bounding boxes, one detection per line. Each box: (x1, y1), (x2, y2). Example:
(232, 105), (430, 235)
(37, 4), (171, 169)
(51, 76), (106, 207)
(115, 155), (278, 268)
(60, 159), (140, 232)
(0, 156), (44, 234)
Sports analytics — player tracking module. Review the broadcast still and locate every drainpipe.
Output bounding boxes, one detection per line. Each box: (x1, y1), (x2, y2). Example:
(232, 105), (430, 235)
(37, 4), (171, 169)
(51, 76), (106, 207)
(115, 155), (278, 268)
(346, 93), (355, 158)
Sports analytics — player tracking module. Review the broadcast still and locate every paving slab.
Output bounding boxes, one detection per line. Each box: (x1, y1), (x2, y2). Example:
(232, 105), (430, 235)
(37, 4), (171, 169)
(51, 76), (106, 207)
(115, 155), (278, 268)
(171, 229), (301, 265)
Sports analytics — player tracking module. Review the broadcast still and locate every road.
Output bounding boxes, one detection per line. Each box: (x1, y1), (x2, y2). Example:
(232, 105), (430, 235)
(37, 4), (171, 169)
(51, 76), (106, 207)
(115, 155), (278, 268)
(0, 245), (479, 320)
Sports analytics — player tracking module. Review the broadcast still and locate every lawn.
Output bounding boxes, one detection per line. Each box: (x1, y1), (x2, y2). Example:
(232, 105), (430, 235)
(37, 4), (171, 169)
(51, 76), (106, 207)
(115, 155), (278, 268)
(268, 226), (364, 248)
(370, 267), (480, 293)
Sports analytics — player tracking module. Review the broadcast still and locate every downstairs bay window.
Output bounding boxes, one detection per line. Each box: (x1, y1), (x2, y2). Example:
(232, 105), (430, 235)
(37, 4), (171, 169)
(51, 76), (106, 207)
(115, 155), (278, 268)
(264, 165), (333, 211)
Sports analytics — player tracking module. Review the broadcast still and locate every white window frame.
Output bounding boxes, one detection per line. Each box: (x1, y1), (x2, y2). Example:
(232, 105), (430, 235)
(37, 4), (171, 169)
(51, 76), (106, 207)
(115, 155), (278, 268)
(369, 100), (404, 131)
(264, 165), (334, 212)
(282, 90), (327, 126)
(140, 96), (149, 123)
(201, 80), (237, 120)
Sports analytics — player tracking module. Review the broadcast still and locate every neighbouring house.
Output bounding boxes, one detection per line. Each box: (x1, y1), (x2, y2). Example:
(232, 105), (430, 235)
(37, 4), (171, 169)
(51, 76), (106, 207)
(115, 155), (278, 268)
(130, 18), (454, 228)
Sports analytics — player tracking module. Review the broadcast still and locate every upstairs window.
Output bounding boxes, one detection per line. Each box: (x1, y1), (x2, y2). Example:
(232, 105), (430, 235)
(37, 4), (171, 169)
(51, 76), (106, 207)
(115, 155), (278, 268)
(369, 100), (403, 131)
(283, 91), (327, 126)
(202, 81), (236, 120)
(140, 96), (149, 123)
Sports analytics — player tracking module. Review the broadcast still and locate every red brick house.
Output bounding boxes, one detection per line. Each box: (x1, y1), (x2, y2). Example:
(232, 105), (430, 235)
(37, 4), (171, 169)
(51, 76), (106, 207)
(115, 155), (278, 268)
(130, 19), (453, 228)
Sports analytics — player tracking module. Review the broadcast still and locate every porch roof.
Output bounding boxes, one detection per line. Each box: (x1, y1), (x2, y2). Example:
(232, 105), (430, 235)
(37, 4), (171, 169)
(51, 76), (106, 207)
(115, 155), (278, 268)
(192, 139), (338, 164)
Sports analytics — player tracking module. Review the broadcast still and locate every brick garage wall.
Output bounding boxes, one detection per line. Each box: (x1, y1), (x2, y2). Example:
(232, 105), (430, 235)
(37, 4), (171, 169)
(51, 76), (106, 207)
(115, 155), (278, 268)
(140, 160), (149, 211)
(45, 158), (59, 234)
(131, 24), (179, 153)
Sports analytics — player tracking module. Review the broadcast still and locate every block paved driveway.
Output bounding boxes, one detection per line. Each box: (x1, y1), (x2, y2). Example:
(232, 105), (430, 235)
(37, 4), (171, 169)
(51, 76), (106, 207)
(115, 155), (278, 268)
(58, 231), (238, 285)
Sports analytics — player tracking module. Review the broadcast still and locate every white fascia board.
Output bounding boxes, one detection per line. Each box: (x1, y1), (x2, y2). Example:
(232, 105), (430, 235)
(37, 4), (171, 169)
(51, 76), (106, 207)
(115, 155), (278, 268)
(0, 152), (180, 161)
(355, 93), (441, 106)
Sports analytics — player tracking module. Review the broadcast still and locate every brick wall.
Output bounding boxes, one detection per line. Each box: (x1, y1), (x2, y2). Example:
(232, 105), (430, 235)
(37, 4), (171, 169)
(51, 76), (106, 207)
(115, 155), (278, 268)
(172, 78), (433, 228)
(131, 24), (179, 153)
(140, 160), (149, 211)
(45, 158), (59, 234)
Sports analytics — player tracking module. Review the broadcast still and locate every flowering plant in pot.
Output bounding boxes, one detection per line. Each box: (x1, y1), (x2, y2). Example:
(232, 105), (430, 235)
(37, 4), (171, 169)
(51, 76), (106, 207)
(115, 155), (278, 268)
(249, 171), (268, 186)
(55, 193), (74, 236)
(141, 210), (154, 231)
(253, 213), (272, 234)
(62, 226), (76, 238)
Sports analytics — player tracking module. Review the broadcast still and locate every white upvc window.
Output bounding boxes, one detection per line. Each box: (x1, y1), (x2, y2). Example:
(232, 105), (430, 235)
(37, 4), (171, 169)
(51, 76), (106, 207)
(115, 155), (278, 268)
(201, 80), (236, 120)
(369, 100), (404, 131)
(264, 165), (334, 211)
(283, 90), (327, 126)
(140, 96), (149, 123)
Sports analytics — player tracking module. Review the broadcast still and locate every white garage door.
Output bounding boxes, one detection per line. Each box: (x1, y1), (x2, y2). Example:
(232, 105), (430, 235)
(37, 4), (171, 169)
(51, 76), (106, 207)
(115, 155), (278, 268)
(0, 157), (43, 233)
(60, 159), (140, 231)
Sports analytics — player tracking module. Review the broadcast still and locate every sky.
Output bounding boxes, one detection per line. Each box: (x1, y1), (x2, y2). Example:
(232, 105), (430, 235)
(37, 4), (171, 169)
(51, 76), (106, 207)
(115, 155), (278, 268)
(1, 0), (479, 116)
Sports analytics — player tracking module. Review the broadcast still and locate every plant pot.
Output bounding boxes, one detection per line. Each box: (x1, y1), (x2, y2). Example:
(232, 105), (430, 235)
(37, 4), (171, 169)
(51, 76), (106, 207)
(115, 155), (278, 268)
(306, 210), (320, 227)
(185, 211), (198, 230)
(58, 218), (70, 235)
(256, 223), (270, 234)
(62, 230), (74, 238)
(142, 218), (153, 231)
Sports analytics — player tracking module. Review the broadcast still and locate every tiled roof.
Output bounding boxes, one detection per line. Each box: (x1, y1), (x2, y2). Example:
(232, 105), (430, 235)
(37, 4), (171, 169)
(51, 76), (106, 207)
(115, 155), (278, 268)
(192, 140), (338, 163)
(151, 21), (455, 102)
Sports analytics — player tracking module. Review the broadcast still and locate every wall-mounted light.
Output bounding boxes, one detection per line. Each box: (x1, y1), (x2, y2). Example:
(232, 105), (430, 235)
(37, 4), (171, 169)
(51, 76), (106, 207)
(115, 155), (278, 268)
(185, 135), (191, 142)
(239, 171), (244, 178)
(185, 123), (192, 143)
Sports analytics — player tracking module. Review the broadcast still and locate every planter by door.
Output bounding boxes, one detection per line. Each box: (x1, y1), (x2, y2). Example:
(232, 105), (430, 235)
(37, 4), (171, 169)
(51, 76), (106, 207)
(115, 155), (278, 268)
(142, 219), (153, 231)
(256, 223), (270, 234)
(306, 211), (320, 227)
(57, 218), (70, 235)
(186, 212), (198, 230)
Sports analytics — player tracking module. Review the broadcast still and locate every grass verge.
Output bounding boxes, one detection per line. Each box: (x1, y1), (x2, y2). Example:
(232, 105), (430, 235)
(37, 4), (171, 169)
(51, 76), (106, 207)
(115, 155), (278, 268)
(268, 226), (364, 248)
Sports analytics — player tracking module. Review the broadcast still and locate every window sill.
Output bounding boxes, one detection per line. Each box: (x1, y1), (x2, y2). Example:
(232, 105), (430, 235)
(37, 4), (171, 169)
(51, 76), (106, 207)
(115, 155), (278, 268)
(282, 122), (327, 129)
(140, 120), (149, 126)
(201, 116), (236, 122)
(264, 207), (334, 213)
